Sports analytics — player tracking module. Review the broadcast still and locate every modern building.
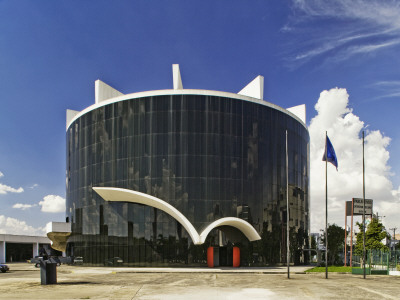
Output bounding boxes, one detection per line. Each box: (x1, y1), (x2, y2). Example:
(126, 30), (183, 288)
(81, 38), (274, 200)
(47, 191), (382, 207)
(0, 234), (51, 263)
(62, 65), (310, 266)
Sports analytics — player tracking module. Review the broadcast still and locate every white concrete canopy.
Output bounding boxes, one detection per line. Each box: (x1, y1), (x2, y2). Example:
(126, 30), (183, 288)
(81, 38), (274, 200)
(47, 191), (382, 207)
(287, 104), (306, 124)
(238, 75), (264, 100)
(199, 217), (261, 244)
(172, 64), (183, 89)
(95, 79), (124, 104)
(93, 187), (261, 245)
(93, 187), (200, 244)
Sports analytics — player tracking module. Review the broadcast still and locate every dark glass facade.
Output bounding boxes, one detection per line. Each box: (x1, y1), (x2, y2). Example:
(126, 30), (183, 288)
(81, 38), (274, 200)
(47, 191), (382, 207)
(66, 93), (309, 266)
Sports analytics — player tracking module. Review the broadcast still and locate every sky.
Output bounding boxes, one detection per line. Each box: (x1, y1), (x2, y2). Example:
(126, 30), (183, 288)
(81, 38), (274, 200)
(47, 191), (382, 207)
(1, 0), (400, 236)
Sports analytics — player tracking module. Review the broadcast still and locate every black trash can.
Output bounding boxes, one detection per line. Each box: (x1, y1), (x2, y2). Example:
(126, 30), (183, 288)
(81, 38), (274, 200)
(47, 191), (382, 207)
(40, 261), (57, 285)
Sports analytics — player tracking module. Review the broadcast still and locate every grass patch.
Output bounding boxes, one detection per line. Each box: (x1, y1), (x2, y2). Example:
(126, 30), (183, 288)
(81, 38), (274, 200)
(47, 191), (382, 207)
(306, 266), (352, 273)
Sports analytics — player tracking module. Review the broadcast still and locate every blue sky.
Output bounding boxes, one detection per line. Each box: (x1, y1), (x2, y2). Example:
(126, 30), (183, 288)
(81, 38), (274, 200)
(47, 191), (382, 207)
(1, 0), (399, 234)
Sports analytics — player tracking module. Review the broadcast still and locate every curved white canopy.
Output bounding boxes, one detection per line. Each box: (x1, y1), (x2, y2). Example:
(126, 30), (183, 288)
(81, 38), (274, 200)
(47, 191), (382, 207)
(93, 187), (261, 245)
(199, 217), (261, 244)
(93, 187), (201, 244)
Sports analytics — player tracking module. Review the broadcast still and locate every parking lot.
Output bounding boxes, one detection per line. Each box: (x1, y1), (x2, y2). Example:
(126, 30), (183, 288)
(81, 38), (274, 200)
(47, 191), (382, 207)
(0, 263), (399, 299)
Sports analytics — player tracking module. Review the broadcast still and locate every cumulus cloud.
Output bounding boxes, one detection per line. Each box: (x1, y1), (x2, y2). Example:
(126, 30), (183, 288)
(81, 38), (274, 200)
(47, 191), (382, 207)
(0, 215), (45, 236)
(285, 0), (400, 66)
(29, 183), (39, 189)
(13, 203), (36, 210)
(0, 170), (24, 195)
(0, 183), (24, 194)
(39, 195), (65, 213)
(309, 87), (400, 232)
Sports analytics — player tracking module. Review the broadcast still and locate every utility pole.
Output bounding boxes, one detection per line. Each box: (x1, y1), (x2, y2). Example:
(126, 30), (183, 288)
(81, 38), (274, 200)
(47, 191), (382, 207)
(286, 130), (290, 279)
(362, 131), (366, 279)
(376, 212), (385, 222)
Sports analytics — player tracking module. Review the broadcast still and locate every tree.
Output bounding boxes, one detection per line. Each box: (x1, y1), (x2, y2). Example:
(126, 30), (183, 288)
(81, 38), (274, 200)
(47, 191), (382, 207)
(321, 224), (345, 265)
(354, 217), (388, 256)
(310, 235), (317, 250)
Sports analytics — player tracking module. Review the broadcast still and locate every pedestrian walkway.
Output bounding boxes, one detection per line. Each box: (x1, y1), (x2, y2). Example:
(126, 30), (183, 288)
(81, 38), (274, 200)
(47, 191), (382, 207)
(7, 262), (312, 274)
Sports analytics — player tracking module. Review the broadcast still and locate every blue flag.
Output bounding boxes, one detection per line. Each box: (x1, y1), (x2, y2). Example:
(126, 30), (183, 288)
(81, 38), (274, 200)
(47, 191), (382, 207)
(322, 135), (338, 170)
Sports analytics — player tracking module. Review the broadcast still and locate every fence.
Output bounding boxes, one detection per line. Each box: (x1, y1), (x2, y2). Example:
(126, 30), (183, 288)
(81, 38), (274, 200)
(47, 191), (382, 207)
(351, 249), (400, 275)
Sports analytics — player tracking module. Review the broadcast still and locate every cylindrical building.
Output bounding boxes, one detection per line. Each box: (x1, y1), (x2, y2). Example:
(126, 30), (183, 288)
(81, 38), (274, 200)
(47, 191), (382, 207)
(65, 66), (309, 266)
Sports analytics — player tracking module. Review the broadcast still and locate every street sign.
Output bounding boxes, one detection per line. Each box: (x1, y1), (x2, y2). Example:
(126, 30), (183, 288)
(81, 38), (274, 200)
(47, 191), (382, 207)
(352, 198), (373, 215)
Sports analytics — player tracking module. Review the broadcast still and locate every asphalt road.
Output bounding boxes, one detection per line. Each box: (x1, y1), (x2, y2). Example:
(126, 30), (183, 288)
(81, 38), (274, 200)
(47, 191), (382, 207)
(0, 264), (399, 299)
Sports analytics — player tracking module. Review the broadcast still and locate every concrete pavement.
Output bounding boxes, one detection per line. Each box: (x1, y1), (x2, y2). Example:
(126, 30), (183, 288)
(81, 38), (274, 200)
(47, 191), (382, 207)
(1, 263), (399, 299)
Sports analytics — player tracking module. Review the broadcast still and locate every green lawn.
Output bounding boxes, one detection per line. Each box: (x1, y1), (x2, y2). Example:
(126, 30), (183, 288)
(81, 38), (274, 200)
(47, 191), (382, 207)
(306, 266), (352, 273)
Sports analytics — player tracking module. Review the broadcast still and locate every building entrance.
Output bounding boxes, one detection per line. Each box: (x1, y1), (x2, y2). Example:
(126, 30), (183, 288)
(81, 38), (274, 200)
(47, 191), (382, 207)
(207, 246), (240, 267)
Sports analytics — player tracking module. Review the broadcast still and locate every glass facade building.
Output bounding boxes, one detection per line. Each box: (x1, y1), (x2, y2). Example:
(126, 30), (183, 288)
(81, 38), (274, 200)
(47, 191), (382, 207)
(66, 89), (309, 266)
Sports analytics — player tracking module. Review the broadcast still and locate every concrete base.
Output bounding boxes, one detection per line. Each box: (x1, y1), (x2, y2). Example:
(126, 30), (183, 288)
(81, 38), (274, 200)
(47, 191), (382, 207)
(40, 261), (57, 285)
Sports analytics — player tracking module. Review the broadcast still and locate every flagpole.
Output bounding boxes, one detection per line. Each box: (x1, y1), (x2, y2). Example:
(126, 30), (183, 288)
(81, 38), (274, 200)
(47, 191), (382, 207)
(325, 131), (328, 279)
(286, 130), (290, 279)
(362, 131), (366, 279)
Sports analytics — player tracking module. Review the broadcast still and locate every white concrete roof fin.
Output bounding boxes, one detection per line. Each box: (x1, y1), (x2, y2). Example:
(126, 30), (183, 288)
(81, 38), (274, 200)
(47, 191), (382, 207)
(238, 75), (264, 100)
(66, 109), (79, 130)
(287, 104), (306, 124)
(172, 64), (183, 89)
(95, 79), (124, 104)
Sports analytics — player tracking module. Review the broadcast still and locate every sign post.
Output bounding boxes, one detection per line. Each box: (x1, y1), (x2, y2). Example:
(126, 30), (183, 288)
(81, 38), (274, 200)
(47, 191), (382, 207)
(344, 198), (373, 268)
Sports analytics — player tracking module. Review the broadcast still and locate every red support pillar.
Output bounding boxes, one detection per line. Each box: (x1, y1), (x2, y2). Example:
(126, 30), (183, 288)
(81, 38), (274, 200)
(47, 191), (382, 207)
(207, 247), (214, 268)
(233, 247), (240, 267)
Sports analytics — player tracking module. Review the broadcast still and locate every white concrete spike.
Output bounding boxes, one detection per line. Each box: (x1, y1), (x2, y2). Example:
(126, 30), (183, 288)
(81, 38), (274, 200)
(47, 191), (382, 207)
(172, 64), (183, 89)
(238, 75), (264, 100)
(66, 109), (79, 130)
(95, 79), (123, 104)
(287, 104), (306, 124)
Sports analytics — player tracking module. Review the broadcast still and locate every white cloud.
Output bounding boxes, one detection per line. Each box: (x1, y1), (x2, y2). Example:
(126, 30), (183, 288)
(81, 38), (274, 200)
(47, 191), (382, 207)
(13, 203), (36, 210)
(29, 183), (39, 189)
(292, 0), (400, 27)
(39, 195), (65, 213)
(0, 183), (24, 194)
(371, 81), (400, 100)
(0, 215), (45, 236)
(309, 87), (400, 232)
(0, 171), (24, 194)
(285, 0), (400, 65)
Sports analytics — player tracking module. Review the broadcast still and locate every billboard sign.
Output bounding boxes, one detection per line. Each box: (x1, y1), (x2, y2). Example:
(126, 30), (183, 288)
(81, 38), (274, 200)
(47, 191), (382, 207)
(352, 198), (373, 215)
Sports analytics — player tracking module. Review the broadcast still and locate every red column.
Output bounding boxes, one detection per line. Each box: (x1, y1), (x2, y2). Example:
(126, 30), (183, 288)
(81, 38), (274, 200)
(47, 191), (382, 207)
(233, 247), (240, 267)
(207, 247), (214, 268)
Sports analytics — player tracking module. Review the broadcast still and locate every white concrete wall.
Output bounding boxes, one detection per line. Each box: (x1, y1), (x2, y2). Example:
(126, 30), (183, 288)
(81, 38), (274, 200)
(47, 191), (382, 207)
(46, 222), (71, 233)
(287, 104), (306, 124)
(0, 241), (5, 263)
(238, 75), (264, 100)
(66, 109), (79, 130)
(172, 64), (183, 89)
(33, 242), (39, 257)
(0, 234), (51, 263)
(0, 234), (50, 244)
(95, 80), (123, 104)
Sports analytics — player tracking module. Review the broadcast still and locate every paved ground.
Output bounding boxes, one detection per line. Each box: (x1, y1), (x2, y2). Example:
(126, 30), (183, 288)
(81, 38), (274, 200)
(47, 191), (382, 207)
(0, 263), (399, 299)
